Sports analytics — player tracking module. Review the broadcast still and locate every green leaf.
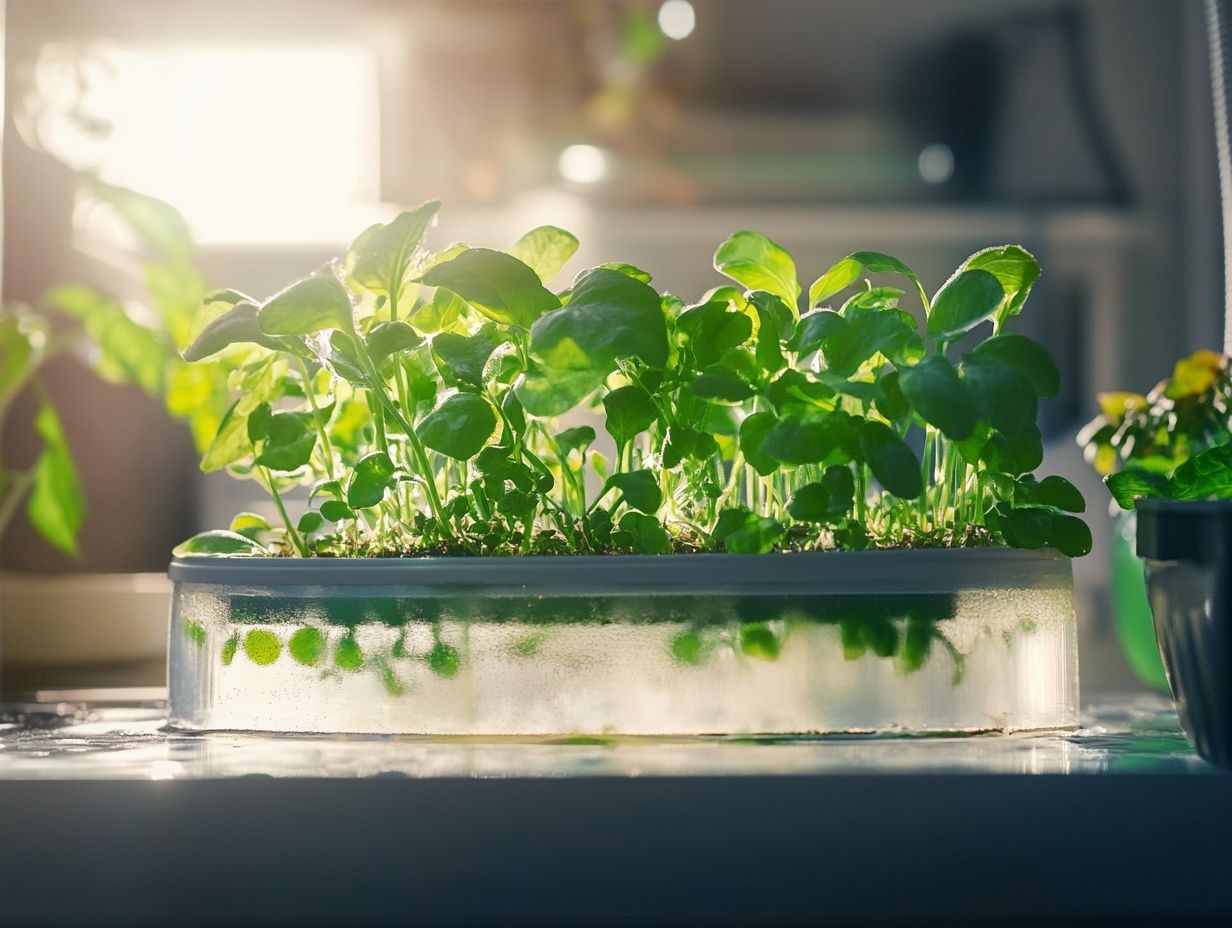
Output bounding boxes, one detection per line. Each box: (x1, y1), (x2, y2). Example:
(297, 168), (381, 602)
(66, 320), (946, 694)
(765, 412), (855, 466)
(603, 384), (659, 449)
(0, 312), (42, 404)
(926, 268), (1004, 340)
(419, 247), (559, 329)
(739, 411), (779, 476)
(346, 201), (440, 297)
(787, 483), (831, 522)
(1048, 513), (1092, 557)
(410, 286), (467, 334)
(998, 506), (1052, 549)
(1169, 443), (1232, 500)
(618, 511), (672, 554)
(808, 257), (863, 306)
(431, 325), (505, 388)
(200, 400), (253, 473)
(297, 511), (324, 535)
(964, 333), (1059, 398)
(523, 267), (669, 413)
(509, 225), (579, 283)
(366, 321), (423, 366)
(676, 300), (753, 369)
(555, 425), (596, 458)
(689, 372), (755, 404)
(323, 331), (368, 385)
(86, 178), (193, 263)
(597, 262), (653, 283)
(822, 309), (920, 376)
(809, 251), (926, 309)
(347, 451), (396, 509)
(858, 421), (922, 499)
(714, 230), (801, 310)
(821, 465), (856, 514)
(981, 426), (1043, 476)
(765, 369), (836, 415)
(320, 499), (357, 522)
(26, 400), (84, 556)
(713, 508), (757, 546)
(419, 392), (498, 460)
(962, 361), (1037, 434)
(747, 291), (788, 372)
(1026, 475), (1086, 513)
(255, 412), (316, 471)
(876, 370), (909, 421)
(535, 266), (669, 367)
(725, 517), (785, 554)
(516, 367), (602, 417)
(45, 285), (166, 395)
(1104, 469), (1170, 509)
(258, 274), (355, 336)
(182, 295), (288, 361)
(961, 245), (1040, 329)
(788, 310), (845, 356)
(230, 512), (272, 540)
(897, 355), (977, 440)
(172, 530), (264, 557)
(246, 402), (272, 443)
(606, 469), (663, 513)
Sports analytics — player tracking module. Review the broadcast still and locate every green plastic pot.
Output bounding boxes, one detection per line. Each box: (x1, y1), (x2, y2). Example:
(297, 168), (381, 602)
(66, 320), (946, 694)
(1111, 511), (1170, 691)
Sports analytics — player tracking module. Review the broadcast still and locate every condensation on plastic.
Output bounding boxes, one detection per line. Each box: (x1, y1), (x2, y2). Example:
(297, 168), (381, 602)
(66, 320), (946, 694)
(167, 549), (1078, 736)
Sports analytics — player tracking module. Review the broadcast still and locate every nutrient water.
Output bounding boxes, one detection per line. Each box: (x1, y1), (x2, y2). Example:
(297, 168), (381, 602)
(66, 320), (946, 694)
(167, 550), (1078, 736)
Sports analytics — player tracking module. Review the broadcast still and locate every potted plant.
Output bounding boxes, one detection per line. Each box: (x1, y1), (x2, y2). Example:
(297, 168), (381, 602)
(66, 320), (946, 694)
(170, 203), (1089, 736)
(1, 181), (231, 687)
(1077, 350), (1231, 691)
(1087, 351), (1232, 766)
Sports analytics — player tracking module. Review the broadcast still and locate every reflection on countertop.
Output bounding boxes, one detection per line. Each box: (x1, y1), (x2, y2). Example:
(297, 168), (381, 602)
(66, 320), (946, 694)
(0, 691), (1211, 780)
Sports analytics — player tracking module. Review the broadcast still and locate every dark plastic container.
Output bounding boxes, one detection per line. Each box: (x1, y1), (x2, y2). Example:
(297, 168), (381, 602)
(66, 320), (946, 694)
(1137, 498), (1232, 766)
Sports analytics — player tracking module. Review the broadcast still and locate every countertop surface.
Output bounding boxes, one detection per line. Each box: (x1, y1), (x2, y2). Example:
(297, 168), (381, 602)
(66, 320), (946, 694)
(0, 691), (1217, 779)
(2, 693), (1229, 927)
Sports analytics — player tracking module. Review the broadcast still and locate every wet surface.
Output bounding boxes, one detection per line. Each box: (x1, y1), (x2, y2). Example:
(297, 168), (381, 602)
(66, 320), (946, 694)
(0, 691), (1212, 778)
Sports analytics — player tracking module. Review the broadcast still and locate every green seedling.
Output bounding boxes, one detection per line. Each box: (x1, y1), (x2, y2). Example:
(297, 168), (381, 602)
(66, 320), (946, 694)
(169, 209), (1086, 558)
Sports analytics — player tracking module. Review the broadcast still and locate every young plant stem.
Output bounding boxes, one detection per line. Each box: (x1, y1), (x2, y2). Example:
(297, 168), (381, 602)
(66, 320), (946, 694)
(262, 466), (309, 556)
(367, 386), (452, 538)
(293, 356), (336, 481)
(855, 464), (868, 524)
(0, 468), (35, 543)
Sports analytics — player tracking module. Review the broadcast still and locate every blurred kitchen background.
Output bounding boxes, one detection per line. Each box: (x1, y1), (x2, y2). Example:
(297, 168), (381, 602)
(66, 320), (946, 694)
(0, 0), (1217, 692)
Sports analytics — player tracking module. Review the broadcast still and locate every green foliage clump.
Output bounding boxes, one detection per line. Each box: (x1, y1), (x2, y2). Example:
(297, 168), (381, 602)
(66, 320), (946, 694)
(1, 179), (233, 555)
(1080, 350), (1232, 508)
(175, 204), (1087, 558)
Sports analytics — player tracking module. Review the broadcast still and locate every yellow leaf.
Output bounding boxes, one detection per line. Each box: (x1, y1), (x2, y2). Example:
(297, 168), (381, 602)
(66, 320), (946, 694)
(1166, 351), (1224, 398)
(1096, 391), (1147, 421)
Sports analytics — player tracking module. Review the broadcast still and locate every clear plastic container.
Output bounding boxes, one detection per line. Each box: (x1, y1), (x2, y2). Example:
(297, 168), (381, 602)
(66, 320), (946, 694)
(167, 548), (1078, 736)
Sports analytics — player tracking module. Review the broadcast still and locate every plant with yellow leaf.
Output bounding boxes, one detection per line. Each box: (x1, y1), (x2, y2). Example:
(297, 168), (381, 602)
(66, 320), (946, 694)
(1080, 350), (1232, 507)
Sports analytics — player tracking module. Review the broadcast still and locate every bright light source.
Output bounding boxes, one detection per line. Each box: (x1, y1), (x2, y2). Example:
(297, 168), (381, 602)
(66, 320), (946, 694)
(658, 0), (697, 40)
(558, 144), (608, 185)
(918, 142), (955, 185)
(27, 42), (380, 244)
